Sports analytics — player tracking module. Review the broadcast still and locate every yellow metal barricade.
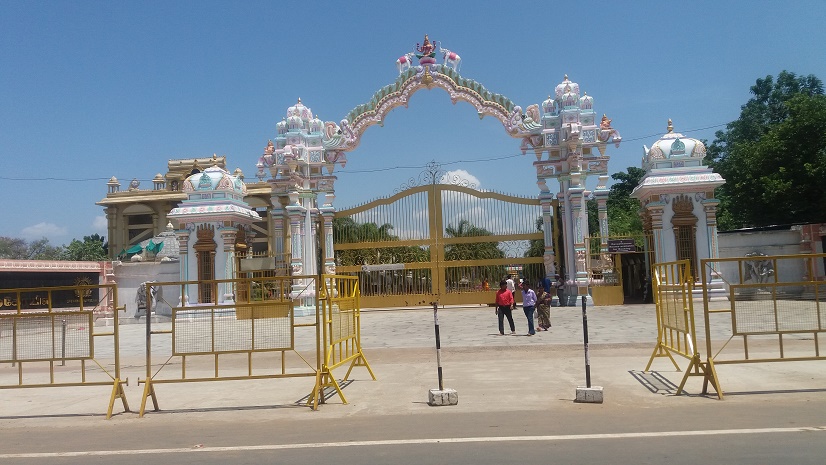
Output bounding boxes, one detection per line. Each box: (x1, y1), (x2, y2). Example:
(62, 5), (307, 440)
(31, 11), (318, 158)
(645, 260), (716, 396)
(698, 253), (826, 398)
(0, 283), (128, 418)
(137, 274), (373, 416)
(308, 275), (375, 409)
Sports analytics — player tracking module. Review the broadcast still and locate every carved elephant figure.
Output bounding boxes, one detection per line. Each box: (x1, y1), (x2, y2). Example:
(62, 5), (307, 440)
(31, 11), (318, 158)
(396, 52), (415, 74)
(440, 47), (461, 71)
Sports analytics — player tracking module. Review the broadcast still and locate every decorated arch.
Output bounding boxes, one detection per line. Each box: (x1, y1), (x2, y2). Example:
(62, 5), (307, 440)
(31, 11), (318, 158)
(255, 35), (623, 304)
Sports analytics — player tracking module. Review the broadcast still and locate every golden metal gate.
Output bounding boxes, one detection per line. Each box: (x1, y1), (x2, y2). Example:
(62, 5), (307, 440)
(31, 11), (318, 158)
(334, 182), (546, 308)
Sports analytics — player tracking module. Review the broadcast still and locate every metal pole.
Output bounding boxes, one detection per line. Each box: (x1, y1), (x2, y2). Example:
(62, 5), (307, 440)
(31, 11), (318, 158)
(316, 217), (325, 404)
(432, 301), (444, 391)
(581, 291), (591, 388)
(145, 283), (152, 384)
(61, 318), (67, 366)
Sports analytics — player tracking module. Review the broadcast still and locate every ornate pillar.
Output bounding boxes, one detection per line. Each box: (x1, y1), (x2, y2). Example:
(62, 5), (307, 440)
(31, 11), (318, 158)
(594, 175), (610, 239)
(646, 196), (666, 265)
(175, 228), (191, 305)
(593, 174), (612, 271)
(272, 196), (288, 271)
(286, 193), (305, 297)
(106, 207), (118, 259)
(567, 172), (588, 288)
(558, 180), (574, 280)
(151, 212), (160, 237)
(703, 195), (721, 279)
(219, 226), (238, 303)
(320, 191), (336, 275)
(539, 191), (556, 277)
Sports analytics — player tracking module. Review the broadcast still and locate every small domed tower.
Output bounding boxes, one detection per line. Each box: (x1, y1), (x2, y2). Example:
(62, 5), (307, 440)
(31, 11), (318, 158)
(169, 163), (260, 304)
(632, 120), (725, 281)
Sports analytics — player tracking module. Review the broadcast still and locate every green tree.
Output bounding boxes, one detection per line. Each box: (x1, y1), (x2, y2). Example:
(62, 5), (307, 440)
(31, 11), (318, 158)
(27, 238), (64, 259)
(707, 71), (826, 229)
(0, 236), (64, 259)
(0, 236), (30, 259)
(525, 217), (545, 258)
(443, 219), (505, 261)
(61, 234), (108, 261)
(333, 218), (428, 266)
(587, 166), (645, 238)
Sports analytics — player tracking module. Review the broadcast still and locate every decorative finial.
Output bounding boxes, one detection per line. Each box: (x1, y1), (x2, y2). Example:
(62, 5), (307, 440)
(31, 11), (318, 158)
(564, 74), (568, 80)
(297, 97), (302, 104)
(667, 119), (673, 133)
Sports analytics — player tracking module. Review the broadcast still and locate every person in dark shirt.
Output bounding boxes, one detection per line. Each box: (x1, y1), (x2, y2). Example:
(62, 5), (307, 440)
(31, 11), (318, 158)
(554, 274), (567, 307)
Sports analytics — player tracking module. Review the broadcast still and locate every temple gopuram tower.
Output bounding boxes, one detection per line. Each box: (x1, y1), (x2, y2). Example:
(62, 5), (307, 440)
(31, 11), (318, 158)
(532, 76), (622, 298)
(256, 99), (341, 308)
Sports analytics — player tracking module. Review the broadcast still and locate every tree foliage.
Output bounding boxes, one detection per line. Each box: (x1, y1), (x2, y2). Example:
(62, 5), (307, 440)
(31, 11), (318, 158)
(333, 218), (429, 266)
(443, 219), (504, 261)
(0, 236), (64, 259)
(61, 234), (108, 261)
(587, 166), (646, 237)
(707, 71), (826, 229)
(525, 217), (544, 258)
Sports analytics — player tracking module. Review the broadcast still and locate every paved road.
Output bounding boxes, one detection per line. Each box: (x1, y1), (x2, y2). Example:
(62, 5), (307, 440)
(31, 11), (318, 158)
(1, 304), (825, 463)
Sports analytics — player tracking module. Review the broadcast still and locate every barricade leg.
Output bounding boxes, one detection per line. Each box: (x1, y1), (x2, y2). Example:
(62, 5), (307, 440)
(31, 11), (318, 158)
(106, 378), (130, 419)
(308, 367), (347, 410)
(645, 342), (681, 372)
(344, 351), (376, 381)
(701, 358), (724, 399)
(139, 379), (159, 417)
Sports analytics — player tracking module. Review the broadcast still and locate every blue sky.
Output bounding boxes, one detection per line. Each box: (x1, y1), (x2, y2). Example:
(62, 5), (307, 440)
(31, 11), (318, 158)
(2, 0), (825, 245)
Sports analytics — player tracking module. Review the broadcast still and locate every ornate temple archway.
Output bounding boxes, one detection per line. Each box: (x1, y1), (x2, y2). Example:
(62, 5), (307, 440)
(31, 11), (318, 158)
(255, 35), (622, 304)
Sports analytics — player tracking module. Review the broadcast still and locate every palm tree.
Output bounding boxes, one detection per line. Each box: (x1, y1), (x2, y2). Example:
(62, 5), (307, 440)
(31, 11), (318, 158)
(443, 219), (504, 261)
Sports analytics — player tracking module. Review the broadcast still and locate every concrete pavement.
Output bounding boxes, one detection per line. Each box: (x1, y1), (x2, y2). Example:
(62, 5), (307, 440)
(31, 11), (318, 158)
(1, 302), (825, 426)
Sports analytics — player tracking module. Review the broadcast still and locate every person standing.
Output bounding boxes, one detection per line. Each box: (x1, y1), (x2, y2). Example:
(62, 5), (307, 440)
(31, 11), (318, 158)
(495, 280), (516, 335)
(520, 281), (537, 336)
(535, 283), (552, 331)
(554, 274), (567, 307)
(542, 275), (552, 295)
(505, 274), (516, 309)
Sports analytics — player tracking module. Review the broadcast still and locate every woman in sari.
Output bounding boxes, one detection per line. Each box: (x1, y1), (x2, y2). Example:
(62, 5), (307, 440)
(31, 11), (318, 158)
(535, 282), (552, 331)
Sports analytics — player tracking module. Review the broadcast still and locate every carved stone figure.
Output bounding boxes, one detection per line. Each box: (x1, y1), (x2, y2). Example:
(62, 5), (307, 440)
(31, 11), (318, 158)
(439, 47), (461, 71)
(396, 52), (415, 74)
(743, 252), (774, 284)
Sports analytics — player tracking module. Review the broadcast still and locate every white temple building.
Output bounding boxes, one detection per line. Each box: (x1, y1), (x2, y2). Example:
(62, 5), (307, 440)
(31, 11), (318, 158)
(632, 120), (726, 281)
(168, 165), (261, 305)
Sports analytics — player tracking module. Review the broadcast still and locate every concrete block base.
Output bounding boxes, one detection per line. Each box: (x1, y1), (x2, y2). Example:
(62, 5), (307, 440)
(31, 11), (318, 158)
(428, 388), (458, 406)
(575, 386), (604, 403)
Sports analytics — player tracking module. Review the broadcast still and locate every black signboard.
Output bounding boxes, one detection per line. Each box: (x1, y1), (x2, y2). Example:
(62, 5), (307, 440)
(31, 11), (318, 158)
(0, 272), (99, 310)
(607, 239), (637, 253)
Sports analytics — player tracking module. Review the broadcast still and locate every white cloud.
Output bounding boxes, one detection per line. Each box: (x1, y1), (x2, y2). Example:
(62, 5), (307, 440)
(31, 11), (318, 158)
(91, 215), (108, 233)
(440, 169), (481, 189)
(20, 222), (68, 241)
